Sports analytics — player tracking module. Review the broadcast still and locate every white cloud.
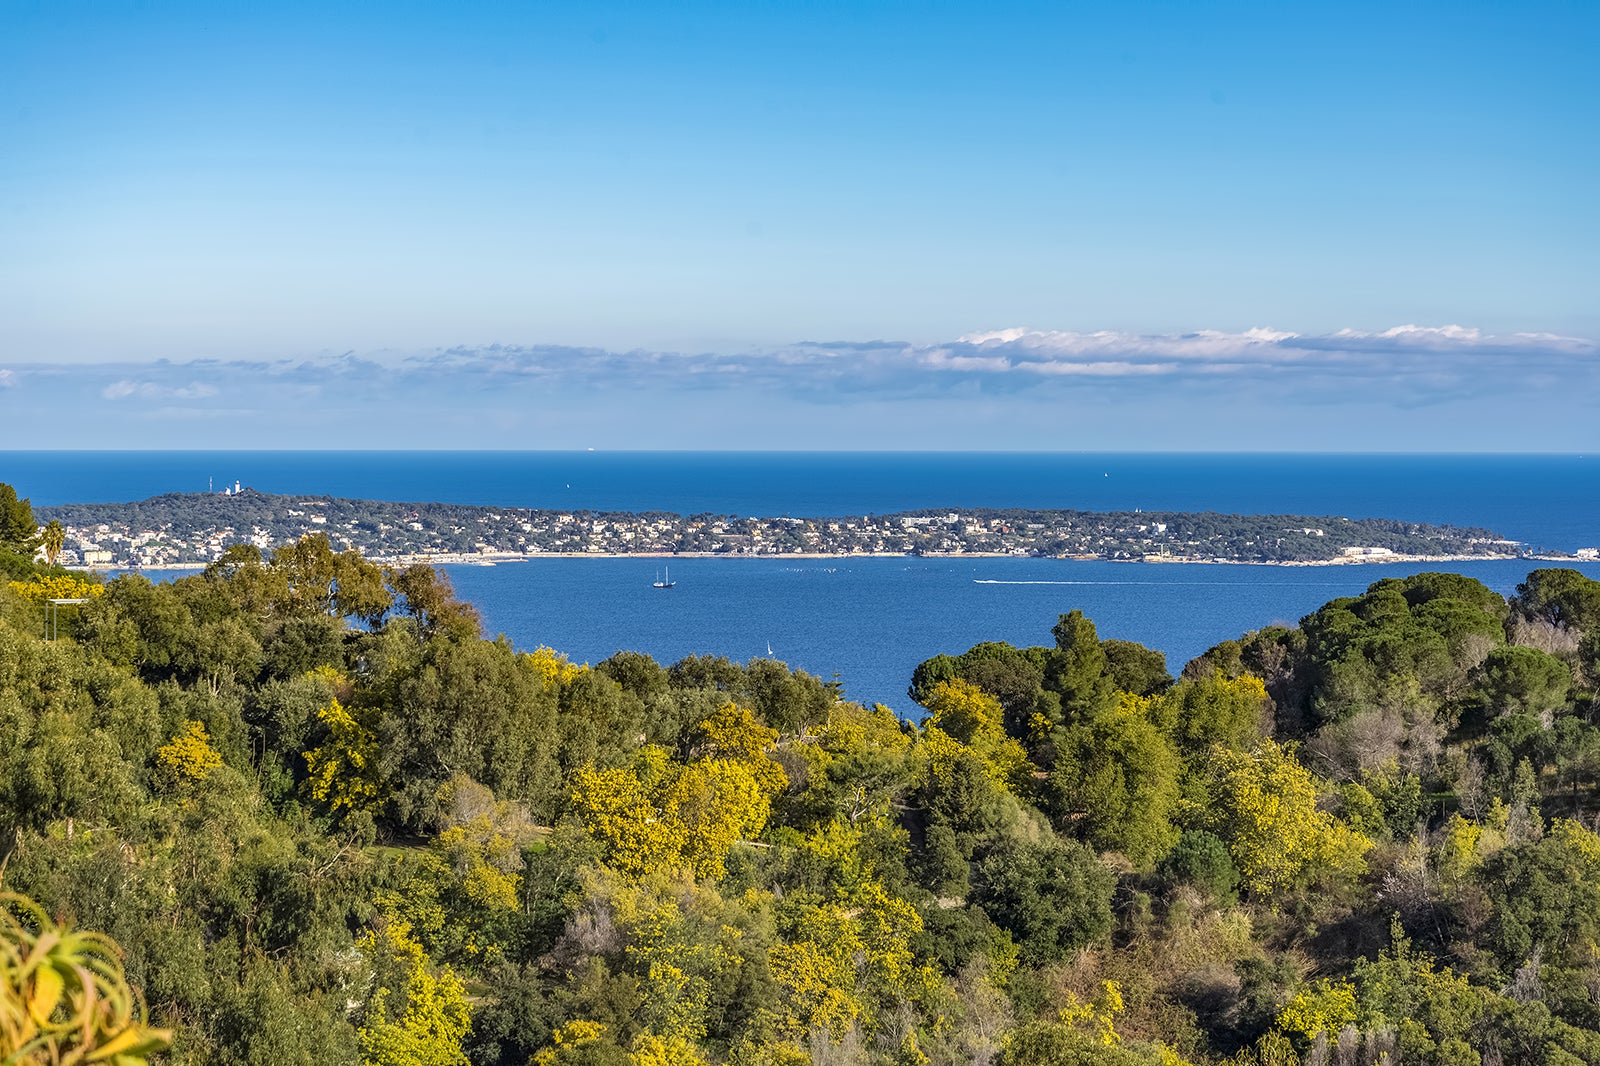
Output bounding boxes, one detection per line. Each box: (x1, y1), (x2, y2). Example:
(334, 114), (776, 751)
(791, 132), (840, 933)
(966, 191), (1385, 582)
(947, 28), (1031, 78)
(957, 328), (1033, 345)
(944, 323), (1597, 370)
(1330, 324), (1483, 346)
(102, 380), (219, 401)
(1507, 331), (1598, 354)
(1015, 360), (1180, 376)
(952, 327), (1305, 362)
(919, 350), (1013, 372)
(4, 323), (1597, 450)
(11, 322), (1593, 417)
(1380, 324), (1481, 342)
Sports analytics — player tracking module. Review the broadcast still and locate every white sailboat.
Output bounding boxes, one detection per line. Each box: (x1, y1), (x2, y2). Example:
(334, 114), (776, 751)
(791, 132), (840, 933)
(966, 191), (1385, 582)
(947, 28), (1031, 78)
(653, 566), (676, 589)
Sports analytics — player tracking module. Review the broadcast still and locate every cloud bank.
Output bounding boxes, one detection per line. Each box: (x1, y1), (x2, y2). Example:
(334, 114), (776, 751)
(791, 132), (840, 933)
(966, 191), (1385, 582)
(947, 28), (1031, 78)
(417, 324), (1597, 388)
(2, 325), (1595, 450)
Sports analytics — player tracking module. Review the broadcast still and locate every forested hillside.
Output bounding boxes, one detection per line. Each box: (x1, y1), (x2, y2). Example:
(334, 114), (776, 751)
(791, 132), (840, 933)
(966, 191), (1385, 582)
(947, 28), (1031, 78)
(4, 524), (1600, 1064)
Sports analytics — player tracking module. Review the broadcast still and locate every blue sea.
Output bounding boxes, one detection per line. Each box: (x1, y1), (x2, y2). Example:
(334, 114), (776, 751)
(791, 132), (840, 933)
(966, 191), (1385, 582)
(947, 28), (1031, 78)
(9, 452), (1599, 713)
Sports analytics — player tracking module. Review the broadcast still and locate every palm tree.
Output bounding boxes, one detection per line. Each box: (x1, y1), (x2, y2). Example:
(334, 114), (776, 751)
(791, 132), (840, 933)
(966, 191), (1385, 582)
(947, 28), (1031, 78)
(41, 520), (65, 567)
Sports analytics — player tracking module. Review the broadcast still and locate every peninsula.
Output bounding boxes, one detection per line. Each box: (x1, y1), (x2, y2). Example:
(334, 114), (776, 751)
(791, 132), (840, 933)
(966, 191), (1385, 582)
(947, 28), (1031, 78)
(38, 490), (1523, 568)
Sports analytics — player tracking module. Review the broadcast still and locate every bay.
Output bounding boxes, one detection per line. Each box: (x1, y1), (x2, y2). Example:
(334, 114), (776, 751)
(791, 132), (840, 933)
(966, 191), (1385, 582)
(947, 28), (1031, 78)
(15, 451), (1599, 715)
(441, 555), (1600, 716)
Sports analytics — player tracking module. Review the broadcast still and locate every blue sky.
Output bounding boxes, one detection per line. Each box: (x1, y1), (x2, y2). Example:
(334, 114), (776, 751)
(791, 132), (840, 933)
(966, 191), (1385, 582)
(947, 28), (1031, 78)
(1, 1), (1596, 449)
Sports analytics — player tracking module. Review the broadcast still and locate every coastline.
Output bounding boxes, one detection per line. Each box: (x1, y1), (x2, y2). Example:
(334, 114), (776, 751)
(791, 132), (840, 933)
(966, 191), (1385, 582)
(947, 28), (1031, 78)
(43, 489), (1532, 572)
(81, 549), (1531, 574)
(401, 549), (1529, 568)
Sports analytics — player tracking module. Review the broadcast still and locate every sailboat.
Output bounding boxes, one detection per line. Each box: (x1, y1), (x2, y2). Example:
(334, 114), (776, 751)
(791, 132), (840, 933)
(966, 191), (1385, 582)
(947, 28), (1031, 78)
(653, 566), (676, 589)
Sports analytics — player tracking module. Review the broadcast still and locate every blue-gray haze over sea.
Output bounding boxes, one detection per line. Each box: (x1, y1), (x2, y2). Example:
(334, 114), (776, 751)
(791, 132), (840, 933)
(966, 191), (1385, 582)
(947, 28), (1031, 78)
(13, 452), (1600, 714)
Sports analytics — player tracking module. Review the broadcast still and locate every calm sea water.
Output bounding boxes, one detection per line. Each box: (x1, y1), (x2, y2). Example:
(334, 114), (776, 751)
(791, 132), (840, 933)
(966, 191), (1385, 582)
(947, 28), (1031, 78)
(8, 451), (1599, 549)
(442, 556), (1600, 715)
(11, 452), (1598, 714)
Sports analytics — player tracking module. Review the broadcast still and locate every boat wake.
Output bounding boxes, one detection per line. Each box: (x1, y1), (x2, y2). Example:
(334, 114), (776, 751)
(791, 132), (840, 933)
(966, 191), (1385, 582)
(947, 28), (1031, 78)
(973, 579), (1106, 585)
(973, 578), (1343, 587)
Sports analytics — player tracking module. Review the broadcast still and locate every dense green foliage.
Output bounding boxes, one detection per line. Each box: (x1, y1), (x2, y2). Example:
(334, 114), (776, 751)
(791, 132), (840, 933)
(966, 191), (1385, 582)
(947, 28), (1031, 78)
(0, 484), (39, 557)
(4, 508), (1600, 1064)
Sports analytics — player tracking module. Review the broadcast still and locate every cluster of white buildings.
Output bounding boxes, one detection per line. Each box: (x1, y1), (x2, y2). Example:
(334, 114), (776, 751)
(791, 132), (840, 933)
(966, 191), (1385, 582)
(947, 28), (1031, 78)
(51, 521), (277, 569)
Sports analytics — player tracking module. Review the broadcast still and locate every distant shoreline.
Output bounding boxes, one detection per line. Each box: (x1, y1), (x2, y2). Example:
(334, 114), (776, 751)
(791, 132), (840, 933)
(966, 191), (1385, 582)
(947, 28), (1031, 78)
(41, 488), (1539, 569)
(80, 549), (1538, 575)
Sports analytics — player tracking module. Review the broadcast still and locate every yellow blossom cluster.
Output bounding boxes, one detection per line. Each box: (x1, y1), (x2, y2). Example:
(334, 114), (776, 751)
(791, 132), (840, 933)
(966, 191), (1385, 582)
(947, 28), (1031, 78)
(7, 573), (103, 605)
